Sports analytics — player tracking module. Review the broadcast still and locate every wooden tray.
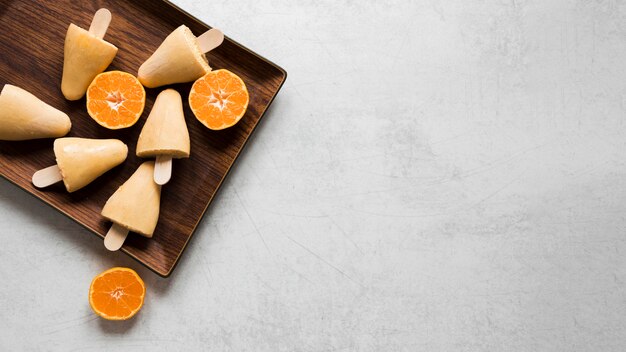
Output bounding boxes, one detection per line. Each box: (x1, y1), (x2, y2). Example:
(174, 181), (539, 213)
(0, 0), (286, 277)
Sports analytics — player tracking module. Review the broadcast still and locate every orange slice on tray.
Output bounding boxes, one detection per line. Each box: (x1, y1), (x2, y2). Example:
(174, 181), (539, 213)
(86, 71), (146, 129)
(189, 69), (249, 130)
(89, 267), (146, 320)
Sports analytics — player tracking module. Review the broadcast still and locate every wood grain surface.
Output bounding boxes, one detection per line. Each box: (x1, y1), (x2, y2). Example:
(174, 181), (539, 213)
(0, 0), (286, 276)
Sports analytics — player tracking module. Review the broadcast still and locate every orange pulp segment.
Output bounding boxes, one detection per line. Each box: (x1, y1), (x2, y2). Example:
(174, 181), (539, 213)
(189, 69), (249, 130)
(86, 71), (146, 129)
(89, 267), (146, 320)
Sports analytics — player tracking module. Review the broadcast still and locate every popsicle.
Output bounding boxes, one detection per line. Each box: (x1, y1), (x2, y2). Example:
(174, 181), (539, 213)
(62, 9), (118, 100)
(0, 84), (71, 141)
(137, 25), (224, 88)
(101, 161), (161, 251)
(136, 89), (190, 185)
(32, 138), (128, 192)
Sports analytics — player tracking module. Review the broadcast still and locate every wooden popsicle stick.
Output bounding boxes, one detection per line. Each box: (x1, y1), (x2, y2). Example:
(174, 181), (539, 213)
(88, 8), (112, 39)
(154, 155), (172, 185)
(197, 28), (224, 53)
(32, 165), (63, 188)
(104, 223), (129, 251)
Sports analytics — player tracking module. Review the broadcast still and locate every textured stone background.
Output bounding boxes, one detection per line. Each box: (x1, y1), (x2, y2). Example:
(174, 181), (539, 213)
(2, 0), (626, 350)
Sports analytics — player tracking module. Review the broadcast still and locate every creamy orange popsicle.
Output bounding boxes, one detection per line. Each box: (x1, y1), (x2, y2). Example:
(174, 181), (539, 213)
(62, 9), (118, 100)
(101, 161), (161, 237)
(138, 25), (216, 88)
(137, 89), (190, 158)
(54, 138), (127, 192)
(0, 84), (71, 141)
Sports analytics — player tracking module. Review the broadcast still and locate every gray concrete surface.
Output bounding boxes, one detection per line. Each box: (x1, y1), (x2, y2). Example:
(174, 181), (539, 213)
(2, 0), (626, 350)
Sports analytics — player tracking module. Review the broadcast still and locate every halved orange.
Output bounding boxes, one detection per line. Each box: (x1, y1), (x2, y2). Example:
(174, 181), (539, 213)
(89, 267), (145, 320)
(86, 71), (146, 129)
(189, 69), (249, 130)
